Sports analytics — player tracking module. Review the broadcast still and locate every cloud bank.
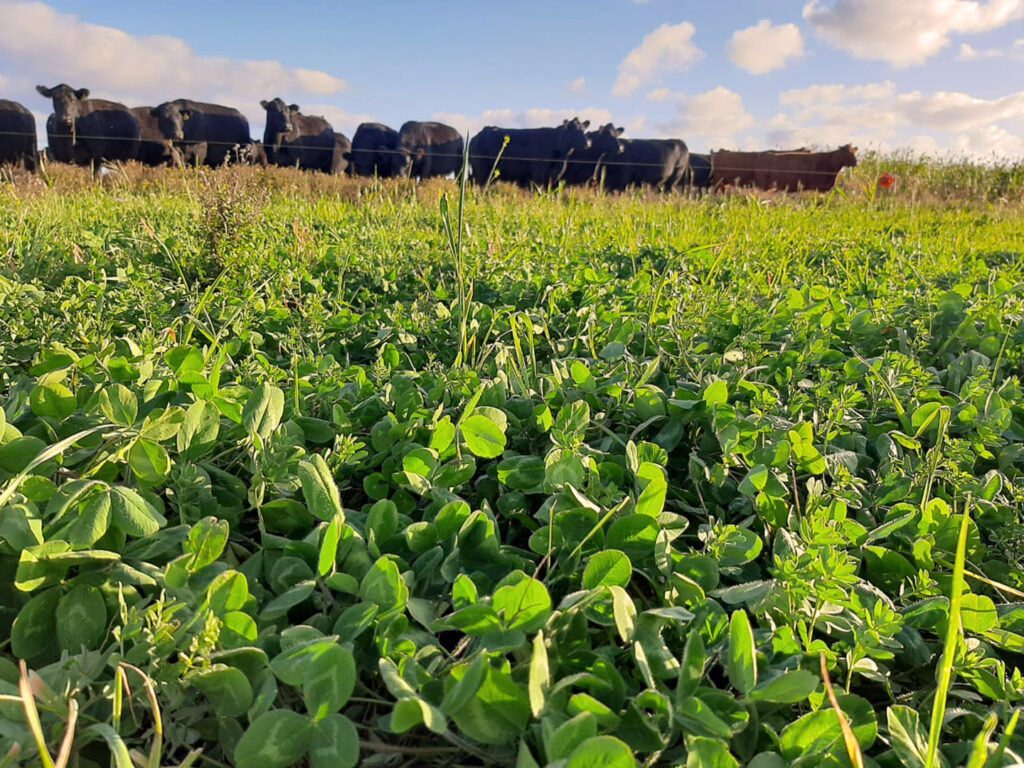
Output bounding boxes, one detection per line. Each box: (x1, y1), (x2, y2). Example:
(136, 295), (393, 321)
(0, 0), (348, 135)
(803, 0), (1024, 67)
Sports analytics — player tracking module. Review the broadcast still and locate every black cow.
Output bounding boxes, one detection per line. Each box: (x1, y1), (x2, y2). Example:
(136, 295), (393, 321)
(152, 99), (250, 167)
(683, 152), (712, 189)
(468, 118), (591, 188)
(131, 107), (179, 167)
(0, 100), (37, 171)
(261, 98), (336, 173)
(36, 84), (139, 166)
(602, 139), (689, 192)
(346, 122), (404, 177)
(397, 121), (464, 179)
(331, 132), (351, 175)
(562, 123), (626, 186)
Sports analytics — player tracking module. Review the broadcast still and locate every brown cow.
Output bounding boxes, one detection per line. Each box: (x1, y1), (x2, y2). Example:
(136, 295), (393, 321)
(712, 145), (857, 192)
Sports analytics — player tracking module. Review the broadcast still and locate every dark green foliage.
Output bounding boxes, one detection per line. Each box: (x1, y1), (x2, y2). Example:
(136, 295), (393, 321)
(1, 170), (1024, 766)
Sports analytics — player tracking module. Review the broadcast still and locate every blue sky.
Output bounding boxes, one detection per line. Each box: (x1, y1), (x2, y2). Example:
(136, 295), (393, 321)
(2, 0), (1024, 157)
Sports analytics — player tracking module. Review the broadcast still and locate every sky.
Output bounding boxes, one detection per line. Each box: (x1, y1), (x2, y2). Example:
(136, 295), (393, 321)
(2, 0), (1024, 158)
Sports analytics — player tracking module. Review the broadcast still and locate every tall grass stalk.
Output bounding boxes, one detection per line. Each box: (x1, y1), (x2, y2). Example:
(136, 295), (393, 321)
(925, 494), (972, 768)
(483, 135), (510, 193)
(441, 132), (473, 367)
(919, 406), (952, 513)
(18, 661), (55, 768)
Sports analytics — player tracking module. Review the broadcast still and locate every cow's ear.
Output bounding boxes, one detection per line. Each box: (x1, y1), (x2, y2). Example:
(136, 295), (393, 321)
(75, 88), (89, 100)
(260, 100), (270, 109)
(614, 126), (624, 136)
(289, 104), (300, 113)
(36, 85), (52, 97)
(582, 119), (590, 129)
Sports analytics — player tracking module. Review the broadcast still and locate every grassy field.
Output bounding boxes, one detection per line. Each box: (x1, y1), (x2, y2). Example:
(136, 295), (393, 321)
(1, 157), (1024, 767)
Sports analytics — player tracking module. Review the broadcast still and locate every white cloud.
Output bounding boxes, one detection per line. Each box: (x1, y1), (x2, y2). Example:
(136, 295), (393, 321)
(956, 124), (1024, 157)
(779, 81), (895, 106)
(612, 22), (704, 96)
(766, 81), (1024, 159)
(0, 0), (347, 136)
(958, 43), (983, 59)
(568, 77), (587, 94)
(894, 89), (1024, 132)
(803, 0), (1024, 67)
(727, 20), (805, 74)
(653, 86), (755, 149)
(956, 38), (1024, 59)
(645, 87), (685, 102)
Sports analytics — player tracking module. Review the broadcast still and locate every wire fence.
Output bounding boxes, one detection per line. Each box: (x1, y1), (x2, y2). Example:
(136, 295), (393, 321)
(0, 128), (857, 176)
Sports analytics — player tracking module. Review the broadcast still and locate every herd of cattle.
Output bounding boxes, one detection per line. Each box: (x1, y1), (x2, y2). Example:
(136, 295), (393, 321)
(0, 85), (859, 192)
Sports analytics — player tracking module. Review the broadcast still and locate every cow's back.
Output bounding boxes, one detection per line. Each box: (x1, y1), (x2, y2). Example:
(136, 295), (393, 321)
(752, 151), (847, 192)
(472, 126), (564, 187)
(175, 100), (250, 166)
(76, 101), (139, 163)
(350, 123), (400, 176)
(468, 127), (504, 184)
(0, 100), (37, 169)
(400, 121), (463, 178)
(711, 150), (761, 189)
(604, 139), (687, 191)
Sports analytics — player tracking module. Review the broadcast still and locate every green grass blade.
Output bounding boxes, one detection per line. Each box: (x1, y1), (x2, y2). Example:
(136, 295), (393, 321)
(926, 494), (972, 768)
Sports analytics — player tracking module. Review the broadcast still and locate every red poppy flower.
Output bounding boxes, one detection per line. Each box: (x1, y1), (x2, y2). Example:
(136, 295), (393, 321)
(878, 173), (895, 189)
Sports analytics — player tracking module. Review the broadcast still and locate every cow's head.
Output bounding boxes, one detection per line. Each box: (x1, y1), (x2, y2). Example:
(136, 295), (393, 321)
(558, 117), (592, 155)
(839, 143), (858, 168)
(152, 102), (193, 142)
(36, 84), (89, 130)
(590, 123), (626, 156)
(261, 98), (297, 149)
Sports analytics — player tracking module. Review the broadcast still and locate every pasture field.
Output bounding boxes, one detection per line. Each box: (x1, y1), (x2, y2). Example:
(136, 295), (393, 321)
(1, 158), (1024, 768)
